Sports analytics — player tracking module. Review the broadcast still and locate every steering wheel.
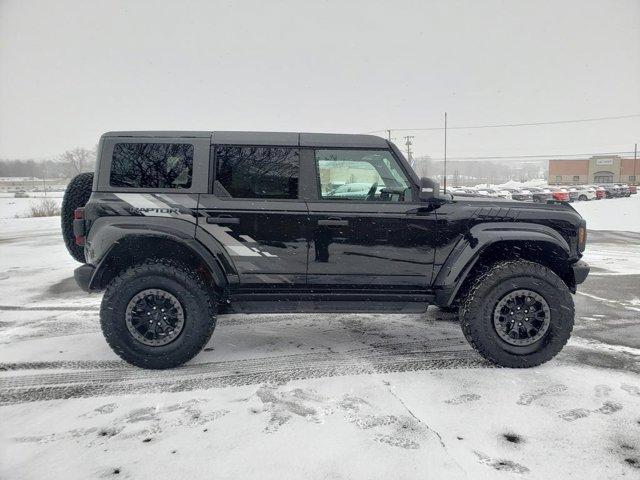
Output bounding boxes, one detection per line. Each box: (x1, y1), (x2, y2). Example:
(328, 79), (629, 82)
(365, 182), (378, 201)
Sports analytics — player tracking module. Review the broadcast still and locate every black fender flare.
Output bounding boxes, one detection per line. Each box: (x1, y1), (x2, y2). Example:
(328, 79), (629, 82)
(86, 217), (233, 291)
(433, 222), (572, 306)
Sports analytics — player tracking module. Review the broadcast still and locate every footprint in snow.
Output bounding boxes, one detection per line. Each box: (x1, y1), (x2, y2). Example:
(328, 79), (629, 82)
(444, 393), (480, 405)
(621, 384), (640, 397)
(254, 384), (329, 433)
(595, 400), (623, 415)
(594, 385), (612, 398)
(80, 403), (118, 418)
(517, 384), (567, 405)
(558, 408), (591, 422)
(337, 394), (435, 450)
(474, 451), (529, 474)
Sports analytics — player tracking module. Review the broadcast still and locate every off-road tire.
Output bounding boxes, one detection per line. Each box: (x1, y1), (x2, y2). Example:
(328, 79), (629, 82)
(460, 260), (574, 368)
(100, 259), (217, 369)
(61, 172), (94, 263)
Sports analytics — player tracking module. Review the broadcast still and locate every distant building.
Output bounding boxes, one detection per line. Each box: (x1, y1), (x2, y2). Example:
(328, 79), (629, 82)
(548, 156), (639, 185)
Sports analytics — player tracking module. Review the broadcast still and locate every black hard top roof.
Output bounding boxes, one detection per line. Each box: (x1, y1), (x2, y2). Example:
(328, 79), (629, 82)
(102, 131), (388, 149)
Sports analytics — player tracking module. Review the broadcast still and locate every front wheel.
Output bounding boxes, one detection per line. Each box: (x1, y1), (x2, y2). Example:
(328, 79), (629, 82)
(460, 260), (574, 368)
(100, 259), (217, 369)
(578, 195), (587, 201)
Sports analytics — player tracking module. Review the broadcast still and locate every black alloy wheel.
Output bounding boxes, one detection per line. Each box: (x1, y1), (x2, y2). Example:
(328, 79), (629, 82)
(125, 289), (185, 346)
(493, 289), (551, 346)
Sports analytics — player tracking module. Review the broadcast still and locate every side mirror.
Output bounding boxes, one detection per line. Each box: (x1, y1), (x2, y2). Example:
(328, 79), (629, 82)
(419, 177), (440, 201)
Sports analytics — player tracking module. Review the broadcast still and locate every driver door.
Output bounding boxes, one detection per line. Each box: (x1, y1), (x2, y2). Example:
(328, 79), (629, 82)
(306, 148), (437, 290)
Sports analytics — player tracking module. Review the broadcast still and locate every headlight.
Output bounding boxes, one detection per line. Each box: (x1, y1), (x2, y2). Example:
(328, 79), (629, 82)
(578, 221), (586, 252)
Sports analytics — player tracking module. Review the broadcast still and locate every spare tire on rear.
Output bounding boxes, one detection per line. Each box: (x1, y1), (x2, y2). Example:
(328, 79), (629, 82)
(61, 172), (94, 263)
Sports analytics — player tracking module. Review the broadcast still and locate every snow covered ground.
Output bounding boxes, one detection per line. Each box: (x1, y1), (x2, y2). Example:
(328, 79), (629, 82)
(0, 192), (64, 219)
(0, 195), (639, 479)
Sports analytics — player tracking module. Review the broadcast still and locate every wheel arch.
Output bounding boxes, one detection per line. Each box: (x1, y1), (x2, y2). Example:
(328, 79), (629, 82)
(434, 222), (576, 307)
(89, 230), (229, 295)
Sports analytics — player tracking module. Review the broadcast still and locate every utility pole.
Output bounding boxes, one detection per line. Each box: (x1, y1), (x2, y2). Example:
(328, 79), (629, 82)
(634, 143), (637, 186)
(404, 136), (415, 167)
(443, 112), (448, 194)
(42, 164), (47, 197)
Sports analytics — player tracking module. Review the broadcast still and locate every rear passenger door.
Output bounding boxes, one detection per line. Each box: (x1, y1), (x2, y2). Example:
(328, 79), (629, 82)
(197, 144), (309, 289)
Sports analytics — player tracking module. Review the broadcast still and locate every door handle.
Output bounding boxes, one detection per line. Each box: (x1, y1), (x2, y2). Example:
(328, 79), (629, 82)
(406, 206), (433, 215)
(206, 216), (240, 225)
(318, 218), (348, 226)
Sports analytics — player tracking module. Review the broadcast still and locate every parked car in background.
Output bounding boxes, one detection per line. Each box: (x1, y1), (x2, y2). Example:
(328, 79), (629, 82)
(475, 189), (499, 198)
(14, 190), (29, 198)
(548, 187), (570, 202)
(451, 187), (478, 195)
(567, 187), (580, 202)
(528, 186), (553, 203)
(450, 187), (479, 197)
(598, 184), (621, 198)
(476, 188), (512, 200)
(630, 185), (637, 195)
(496, 189), (513, 200)
(503, 188), (533, 202)
(568, 186), (596, 201)
(578, 185), (597, 201)
(593, 185), (606, 200)
(614, 184), (631, 197)
(328, 182), (383, 199)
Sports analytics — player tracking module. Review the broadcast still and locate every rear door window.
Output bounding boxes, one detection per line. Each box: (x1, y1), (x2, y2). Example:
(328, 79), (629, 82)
(214, 146), (299, 199)
(110, 143), (193, 189)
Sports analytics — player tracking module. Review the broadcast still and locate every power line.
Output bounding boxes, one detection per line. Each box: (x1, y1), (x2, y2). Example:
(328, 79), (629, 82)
(425, 151), (636, 161)
(364, 113), (640, 134)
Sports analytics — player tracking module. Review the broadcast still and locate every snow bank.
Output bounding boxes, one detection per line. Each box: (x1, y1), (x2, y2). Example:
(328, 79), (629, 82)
(573, 194), (640, 232)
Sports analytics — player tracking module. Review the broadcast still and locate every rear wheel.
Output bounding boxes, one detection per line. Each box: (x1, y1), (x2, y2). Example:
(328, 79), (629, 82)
(578, 194), (587, 201)
(100, 259), (217, 369)
(460, 260), (574, 368)
(61, 172), (93, 263)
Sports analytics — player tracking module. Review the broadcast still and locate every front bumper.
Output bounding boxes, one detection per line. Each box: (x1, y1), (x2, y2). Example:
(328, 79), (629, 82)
(74, 264), (96, 292)
(572, 260), (590, 285)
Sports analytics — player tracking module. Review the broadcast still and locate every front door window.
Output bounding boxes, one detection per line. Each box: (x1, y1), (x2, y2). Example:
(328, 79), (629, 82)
(315, 149), (412, 202)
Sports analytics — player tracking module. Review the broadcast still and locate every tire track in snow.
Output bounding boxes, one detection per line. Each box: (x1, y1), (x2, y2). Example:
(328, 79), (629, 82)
(0, 305), (100, 312)
(0, 339), (491, 405)
(576, 291), (640, 312)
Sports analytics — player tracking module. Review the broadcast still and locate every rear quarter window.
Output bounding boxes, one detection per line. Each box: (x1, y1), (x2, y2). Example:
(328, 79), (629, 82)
(110, 143), (193, 189)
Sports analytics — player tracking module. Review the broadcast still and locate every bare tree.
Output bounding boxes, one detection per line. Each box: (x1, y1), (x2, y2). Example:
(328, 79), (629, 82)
(60, 147), (95, 175)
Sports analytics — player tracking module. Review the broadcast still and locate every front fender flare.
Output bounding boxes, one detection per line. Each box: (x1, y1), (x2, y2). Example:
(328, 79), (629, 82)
(433, 222), (572, 306)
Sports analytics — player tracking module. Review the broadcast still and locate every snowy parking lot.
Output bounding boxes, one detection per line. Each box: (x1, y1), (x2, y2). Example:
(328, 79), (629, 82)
(1, 195), (639, 479)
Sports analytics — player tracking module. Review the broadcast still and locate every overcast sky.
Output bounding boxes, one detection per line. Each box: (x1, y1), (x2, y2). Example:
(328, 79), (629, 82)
(0, 0), (638, 160)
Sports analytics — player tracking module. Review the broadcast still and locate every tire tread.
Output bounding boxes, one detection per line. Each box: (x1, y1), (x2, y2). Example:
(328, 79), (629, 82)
(459, 260), (574, 368)
(100, 258), (217, 369)
(61, 172), (94, 263)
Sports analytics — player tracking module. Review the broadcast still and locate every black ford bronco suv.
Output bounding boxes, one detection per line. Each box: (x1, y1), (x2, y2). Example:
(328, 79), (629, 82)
(61, 131), (589, 369)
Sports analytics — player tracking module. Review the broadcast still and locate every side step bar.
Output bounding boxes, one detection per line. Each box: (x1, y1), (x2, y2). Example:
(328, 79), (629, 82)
(225, 292), (434, 314)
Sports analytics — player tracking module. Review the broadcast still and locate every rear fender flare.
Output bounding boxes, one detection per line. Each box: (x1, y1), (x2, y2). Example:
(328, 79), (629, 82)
(86, 217), (232, 291)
